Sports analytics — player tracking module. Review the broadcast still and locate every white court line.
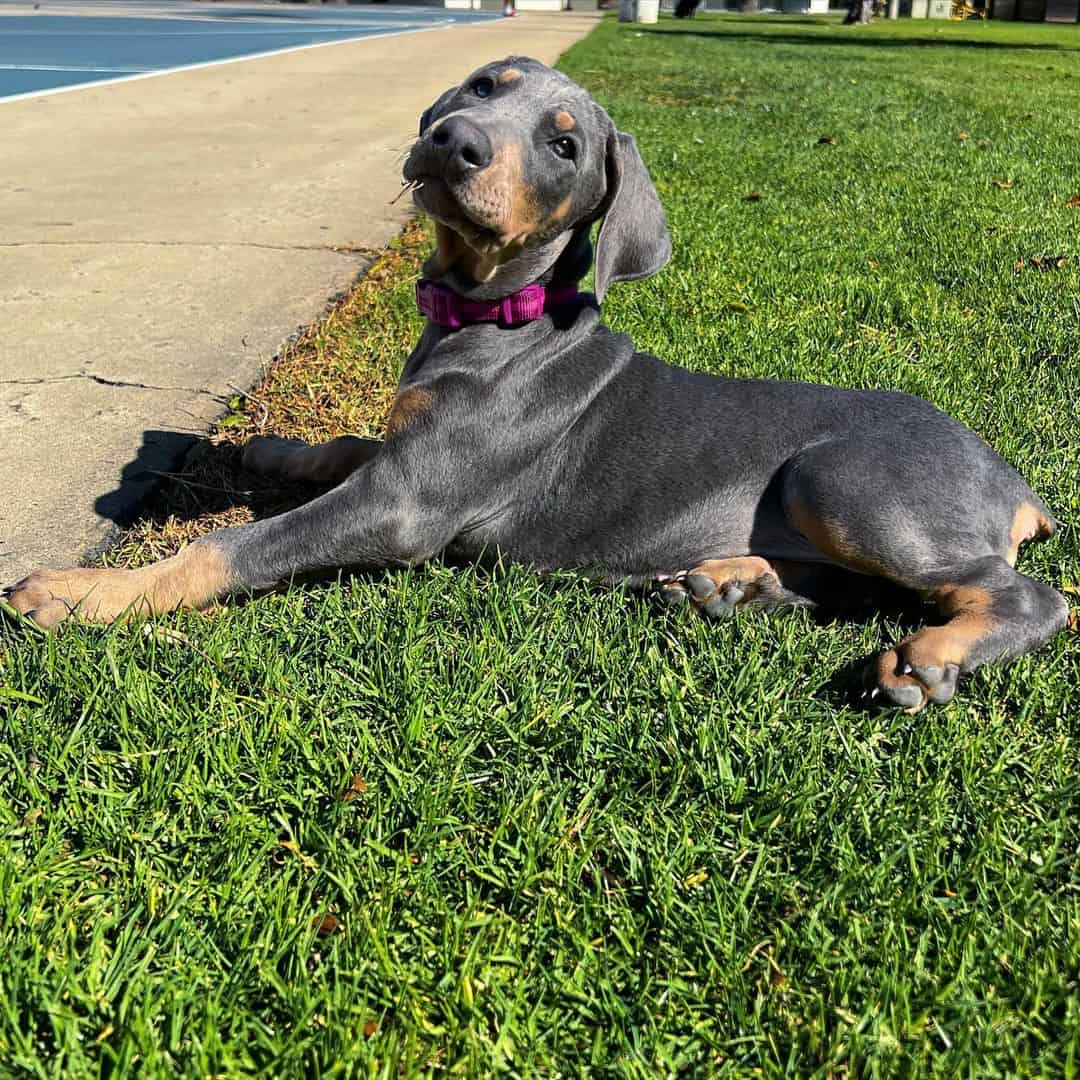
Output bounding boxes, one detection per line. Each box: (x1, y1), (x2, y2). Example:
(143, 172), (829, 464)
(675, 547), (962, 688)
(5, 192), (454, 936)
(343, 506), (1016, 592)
(0, 16), (476, 104)
(2, 24), (432, 35)
(0, 63), (152, 71)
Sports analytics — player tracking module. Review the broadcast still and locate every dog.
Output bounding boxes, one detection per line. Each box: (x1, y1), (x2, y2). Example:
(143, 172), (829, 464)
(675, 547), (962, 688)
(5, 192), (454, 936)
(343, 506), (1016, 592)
(4, 57), (1067, 711)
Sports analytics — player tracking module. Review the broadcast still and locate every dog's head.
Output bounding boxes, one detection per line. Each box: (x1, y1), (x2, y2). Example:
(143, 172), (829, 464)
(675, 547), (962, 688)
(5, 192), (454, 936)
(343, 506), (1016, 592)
(404, 57), (671, 300)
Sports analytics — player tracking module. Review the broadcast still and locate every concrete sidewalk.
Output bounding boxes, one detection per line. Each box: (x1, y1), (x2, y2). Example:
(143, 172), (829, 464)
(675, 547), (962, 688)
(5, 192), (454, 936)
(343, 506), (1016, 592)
(0, 7), (600, 583)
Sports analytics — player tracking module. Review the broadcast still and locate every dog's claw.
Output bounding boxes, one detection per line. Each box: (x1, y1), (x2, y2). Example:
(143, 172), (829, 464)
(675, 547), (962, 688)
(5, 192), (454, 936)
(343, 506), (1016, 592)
(655, 581), (689, 608)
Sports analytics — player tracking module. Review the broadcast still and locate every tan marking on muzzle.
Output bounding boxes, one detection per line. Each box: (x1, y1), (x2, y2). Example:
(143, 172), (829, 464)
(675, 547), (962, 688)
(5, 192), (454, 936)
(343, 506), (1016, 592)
(503, 142), (543, 240)
(433, 221), (466, 275)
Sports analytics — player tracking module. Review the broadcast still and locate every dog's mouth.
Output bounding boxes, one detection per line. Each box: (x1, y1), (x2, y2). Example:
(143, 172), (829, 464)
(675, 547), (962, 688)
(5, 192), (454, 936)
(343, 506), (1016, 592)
(404, 173), (508, 255)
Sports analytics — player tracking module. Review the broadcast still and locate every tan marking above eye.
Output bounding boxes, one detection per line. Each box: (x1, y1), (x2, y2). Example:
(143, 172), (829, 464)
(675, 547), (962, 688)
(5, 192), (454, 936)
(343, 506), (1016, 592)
(497, 68), (522, 84)
(554, 110), (576, 132)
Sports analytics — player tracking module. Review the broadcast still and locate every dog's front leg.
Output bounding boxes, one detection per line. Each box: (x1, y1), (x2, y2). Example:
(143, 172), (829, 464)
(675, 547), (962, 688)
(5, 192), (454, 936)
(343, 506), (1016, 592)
(4, 463), (453, 629)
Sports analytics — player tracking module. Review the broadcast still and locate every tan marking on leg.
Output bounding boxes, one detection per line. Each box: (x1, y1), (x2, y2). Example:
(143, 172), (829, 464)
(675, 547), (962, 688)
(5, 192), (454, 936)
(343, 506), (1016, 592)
(554, 110), (576, 132)
(385, 386), (434, 438)
(497, 67), (522, 84)
(1007, 502), (1053, 565)
(904, 584), (995, 669)
(5, 542), (235, 629)
(787, 503), (890, 578)
(875, 583), (995, 711)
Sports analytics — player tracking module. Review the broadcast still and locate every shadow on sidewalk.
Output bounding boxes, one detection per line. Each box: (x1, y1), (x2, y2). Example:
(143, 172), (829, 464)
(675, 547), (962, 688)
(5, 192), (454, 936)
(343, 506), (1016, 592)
(94, 430), (204, 529)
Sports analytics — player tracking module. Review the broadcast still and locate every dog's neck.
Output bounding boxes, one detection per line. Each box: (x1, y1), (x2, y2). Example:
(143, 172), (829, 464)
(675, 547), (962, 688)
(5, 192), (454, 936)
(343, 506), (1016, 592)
(422, 226), (593, 302)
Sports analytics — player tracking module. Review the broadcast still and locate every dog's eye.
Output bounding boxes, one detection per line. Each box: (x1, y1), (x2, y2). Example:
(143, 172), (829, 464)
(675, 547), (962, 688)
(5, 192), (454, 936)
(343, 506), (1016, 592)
(551, 136), (577, 161)
(472, 77), (495, 98)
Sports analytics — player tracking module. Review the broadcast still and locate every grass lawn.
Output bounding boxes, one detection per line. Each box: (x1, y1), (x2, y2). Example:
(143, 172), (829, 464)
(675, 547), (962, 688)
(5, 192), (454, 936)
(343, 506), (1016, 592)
(4, 12), (1080, 1076)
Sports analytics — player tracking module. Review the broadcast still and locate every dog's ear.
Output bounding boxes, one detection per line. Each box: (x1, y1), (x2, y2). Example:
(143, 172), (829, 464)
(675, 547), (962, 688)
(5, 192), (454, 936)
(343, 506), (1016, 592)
(593, 129), (671, 302)
(419, 87), (458, 136)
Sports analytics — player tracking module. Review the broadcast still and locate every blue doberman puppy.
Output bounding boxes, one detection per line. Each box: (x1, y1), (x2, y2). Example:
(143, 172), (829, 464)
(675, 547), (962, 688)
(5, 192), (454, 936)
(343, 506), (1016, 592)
(5, 58), (1067, 710)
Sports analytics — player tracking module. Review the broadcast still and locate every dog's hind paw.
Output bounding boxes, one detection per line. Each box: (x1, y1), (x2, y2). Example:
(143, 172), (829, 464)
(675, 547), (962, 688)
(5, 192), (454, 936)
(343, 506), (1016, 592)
(863, 648), (961, 712)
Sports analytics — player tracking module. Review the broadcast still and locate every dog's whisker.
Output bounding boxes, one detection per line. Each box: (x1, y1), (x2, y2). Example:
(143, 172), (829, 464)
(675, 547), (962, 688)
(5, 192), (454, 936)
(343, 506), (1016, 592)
(390, 180), (422, 206)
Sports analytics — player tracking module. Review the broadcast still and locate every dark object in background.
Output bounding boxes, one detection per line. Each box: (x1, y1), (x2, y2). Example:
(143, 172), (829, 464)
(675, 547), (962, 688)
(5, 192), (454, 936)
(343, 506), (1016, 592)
(674, 0), (704, 14)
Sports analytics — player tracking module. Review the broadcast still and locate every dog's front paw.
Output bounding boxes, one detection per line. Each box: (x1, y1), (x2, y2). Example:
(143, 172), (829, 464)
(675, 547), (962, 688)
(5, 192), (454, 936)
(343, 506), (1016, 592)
(3, 567), (151, 629)
(652, 556), (780, 619)
(242, 435), (378, 487)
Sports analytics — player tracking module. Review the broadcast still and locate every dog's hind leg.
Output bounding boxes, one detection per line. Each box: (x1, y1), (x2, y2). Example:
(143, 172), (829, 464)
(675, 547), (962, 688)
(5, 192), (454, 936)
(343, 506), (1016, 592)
(243, 435), (380, 488)
(779, 437), (1068, 709)
(869, 557), (1068, 708)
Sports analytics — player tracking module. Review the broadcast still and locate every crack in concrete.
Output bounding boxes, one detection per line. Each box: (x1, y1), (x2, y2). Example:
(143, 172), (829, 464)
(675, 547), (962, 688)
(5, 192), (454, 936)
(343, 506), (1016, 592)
(0, 239), (381, 256)
(0, 372), (226, 396)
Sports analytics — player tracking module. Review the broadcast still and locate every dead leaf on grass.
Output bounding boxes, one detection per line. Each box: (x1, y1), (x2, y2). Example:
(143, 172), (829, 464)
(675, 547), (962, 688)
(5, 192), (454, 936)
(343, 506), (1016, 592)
(1067, 610), (1078, 633)
(342, 774), (369, 802)
(363, 1020), (380, 1038)
(1066, 195), (1080, 208)
(744, 192), (764, 202)
(991, 179), (1014, 190)
(958, 131), (971, 142)
(1015, 256), (1069, 273)
(817, 134), (836, 145)
(311, 912), (341, 937)
(277, 839), (318, 871)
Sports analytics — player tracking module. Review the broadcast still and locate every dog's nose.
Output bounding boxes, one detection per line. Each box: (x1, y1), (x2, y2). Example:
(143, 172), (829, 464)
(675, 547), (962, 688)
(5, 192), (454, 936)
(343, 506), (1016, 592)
(431, 115), (493, 177)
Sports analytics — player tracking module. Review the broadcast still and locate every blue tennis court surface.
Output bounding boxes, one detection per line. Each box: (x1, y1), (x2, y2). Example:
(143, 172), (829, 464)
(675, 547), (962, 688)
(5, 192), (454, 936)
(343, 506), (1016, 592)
(0, 2), (497, 101)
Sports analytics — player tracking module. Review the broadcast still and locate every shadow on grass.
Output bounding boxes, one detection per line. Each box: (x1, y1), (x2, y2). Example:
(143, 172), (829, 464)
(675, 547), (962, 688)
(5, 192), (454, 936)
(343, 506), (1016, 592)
(640, 25), (1080, 51)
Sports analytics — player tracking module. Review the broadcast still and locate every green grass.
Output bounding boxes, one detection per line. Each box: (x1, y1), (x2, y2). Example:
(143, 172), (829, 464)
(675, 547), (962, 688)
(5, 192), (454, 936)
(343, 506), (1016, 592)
(3, 13), (1080, 1076)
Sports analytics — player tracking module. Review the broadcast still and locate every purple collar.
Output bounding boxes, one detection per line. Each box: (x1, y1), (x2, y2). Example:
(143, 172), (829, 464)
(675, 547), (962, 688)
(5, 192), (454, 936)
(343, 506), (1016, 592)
(416, 279), (579, 330)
